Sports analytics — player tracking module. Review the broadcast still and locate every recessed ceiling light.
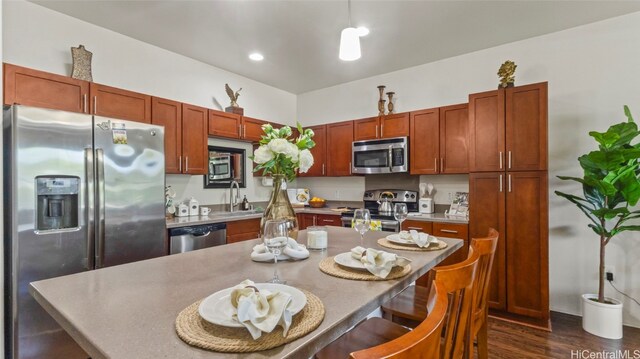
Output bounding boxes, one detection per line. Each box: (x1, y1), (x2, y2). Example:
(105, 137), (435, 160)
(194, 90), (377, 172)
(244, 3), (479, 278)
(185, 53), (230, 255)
(357, 27), (369, 37)
(249, 53), (264, 61)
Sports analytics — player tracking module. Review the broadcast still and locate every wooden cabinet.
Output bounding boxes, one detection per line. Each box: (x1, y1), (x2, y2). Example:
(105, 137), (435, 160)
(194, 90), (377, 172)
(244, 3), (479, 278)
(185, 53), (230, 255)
(299, 125), (327, 177)
(410, 104), (468, 175)
(297, 213), (341, 229)
(90, 83), (151, 123)
(242, 116), (268, 142)
(226, 218), (261, 243)
(208, 110), (242, 139)
(353, 113), (409, 141)
(181, 104), (208, 175)
(505, 171), (548, 320)
(469, 172), (506, 310)
(402, 219), (432, 233)
(3, 63), (89, 113)
(151, 97), (183, 174)
(469, 83), (547, 172)
(409, 108), (440, 174)
(470, 171), (549, 327)
(326, 121), (354, 176)
(439, 104), (469, 173)
(207, 111), (271, 143)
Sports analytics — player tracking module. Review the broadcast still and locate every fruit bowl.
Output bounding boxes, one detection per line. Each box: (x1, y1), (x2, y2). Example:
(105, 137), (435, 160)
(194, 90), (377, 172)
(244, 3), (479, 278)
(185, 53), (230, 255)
(308, 200), (326, 208)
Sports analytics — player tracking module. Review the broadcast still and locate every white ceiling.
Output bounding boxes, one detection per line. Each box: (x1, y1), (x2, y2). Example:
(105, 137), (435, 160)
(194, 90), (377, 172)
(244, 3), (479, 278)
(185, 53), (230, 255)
(31, 1), (640, 94)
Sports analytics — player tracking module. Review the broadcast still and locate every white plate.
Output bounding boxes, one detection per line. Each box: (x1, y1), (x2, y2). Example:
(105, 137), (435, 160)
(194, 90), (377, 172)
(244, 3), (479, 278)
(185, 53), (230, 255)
(386, 233), (438, 246)
(198, 283), (307, 327)
(334, 252), (368, 270)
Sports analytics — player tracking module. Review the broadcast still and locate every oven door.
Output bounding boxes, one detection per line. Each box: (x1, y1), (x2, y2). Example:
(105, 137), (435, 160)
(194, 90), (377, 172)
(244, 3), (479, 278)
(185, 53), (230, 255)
(341, 216), (399, 232)
(352, 137), (408, 174)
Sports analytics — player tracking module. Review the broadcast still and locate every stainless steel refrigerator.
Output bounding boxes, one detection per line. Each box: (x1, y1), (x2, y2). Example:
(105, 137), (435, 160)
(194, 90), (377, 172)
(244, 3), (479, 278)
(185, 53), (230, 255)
(3, 105), (167, 359)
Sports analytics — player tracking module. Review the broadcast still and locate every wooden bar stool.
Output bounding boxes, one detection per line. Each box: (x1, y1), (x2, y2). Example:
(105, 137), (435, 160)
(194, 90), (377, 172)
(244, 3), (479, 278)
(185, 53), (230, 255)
(380, 229), (499, 359)
(315, 251), (479, 359)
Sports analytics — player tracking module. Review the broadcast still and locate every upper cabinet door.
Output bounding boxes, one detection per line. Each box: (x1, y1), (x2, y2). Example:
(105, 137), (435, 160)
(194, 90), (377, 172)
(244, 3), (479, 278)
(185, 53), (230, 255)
(327, 121), (354, 176)
(242, 116), (267, 142)
(506, 82), (548, 171)
(410, 108), (440, 174)
(90, 83), (151, 123)
(299, 125), (327, 177)
(468, 89), (505, 172)
(3, 63), (89, 114)
(380, 112), (410, 138)
(151, 97), (182, 174)
(440, 103), (469, 174)
(353, 116), (380, 141)
(208, 110), (241, 139)
(182, 104), (208, 175)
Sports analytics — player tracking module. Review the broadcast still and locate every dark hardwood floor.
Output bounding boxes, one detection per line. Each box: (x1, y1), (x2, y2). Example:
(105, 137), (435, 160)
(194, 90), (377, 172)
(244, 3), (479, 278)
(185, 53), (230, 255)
(480, 312), (640, 358)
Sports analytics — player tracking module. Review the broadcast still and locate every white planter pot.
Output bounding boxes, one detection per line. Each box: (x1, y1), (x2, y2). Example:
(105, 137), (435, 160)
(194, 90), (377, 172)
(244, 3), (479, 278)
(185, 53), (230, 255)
(582, 294), (623, 339)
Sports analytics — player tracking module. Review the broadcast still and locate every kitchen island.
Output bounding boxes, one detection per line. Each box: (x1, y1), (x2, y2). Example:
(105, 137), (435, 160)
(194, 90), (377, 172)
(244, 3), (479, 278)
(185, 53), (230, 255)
(30, 227), (462, 359)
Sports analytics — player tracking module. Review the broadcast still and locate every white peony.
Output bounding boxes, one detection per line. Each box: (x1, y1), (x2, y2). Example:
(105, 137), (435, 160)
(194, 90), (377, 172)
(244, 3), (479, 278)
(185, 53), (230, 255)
(253, 145), (274, 164)
(268, 139), (291, 154)
(298, 149), (314, 173)
(287, 142), (299, 163)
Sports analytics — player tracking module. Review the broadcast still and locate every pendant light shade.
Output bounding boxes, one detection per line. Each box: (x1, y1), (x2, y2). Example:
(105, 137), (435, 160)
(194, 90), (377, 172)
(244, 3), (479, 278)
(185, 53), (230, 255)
(339, 27), (361, 61)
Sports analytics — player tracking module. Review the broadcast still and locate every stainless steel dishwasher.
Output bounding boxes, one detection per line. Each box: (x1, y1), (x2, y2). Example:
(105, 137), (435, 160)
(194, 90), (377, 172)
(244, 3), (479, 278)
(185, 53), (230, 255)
(168, 223), (227, 254)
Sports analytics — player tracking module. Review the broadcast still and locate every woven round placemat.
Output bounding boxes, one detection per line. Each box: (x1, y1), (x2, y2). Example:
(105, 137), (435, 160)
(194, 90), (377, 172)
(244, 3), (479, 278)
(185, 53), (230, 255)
(319, 257), (411, 281)
(377, 238), (448, 252)
(175, 289), (324, 353)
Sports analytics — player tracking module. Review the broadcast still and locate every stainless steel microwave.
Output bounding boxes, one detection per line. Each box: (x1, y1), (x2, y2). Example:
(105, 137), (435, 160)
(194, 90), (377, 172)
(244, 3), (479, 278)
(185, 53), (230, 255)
(209, 154), (232, 180)
(351, 137), (408, 174)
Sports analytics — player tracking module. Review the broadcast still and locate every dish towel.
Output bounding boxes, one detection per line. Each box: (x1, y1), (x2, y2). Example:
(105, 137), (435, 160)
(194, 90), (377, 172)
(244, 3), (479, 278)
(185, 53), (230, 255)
(399, 230), (439, 248)
(251, 238), (310, 262)
(350, 219), (383, 231)
(229, 279), (293, 340)
(350, 246), (411, 278)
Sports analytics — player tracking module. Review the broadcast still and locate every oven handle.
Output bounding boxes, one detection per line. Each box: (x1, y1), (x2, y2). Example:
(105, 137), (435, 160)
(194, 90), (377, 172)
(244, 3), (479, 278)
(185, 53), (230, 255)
(341, 217), (399, 227)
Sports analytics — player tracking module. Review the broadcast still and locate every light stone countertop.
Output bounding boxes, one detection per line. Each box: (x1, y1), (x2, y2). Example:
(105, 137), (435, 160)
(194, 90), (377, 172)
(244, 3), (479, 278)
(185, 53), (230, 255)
(166, 208), (467, 229)
(30, 227), (462, 359)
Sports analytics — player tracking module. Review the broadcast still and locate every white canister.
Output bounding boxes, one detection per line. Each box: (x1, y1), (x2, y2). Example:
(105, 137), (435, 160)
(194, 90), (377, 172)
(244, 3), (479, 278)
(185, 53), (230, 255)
(419, 198), (434, 214)
(188, 197), (199, 216)
(175, 203), (189, 217)
(307, 226), (328, 251)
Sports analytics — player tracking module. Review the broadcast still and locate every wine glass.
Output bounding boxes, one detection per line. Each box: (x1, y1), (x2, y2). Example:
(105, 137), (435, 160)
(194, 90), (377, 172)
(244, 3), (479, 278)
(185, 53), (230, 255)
(263, 219), (289, 284)
(353, 209), (371, 247)
(394, 203), (408, 232)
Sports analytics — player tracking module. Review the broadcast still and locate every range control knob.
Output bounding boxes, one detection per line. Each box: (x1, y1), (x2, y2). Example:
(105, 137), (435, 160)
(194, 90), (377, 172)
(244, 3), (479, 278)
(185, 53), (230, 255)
(411, 194), (416, 199)
(404, 193), (410, 198)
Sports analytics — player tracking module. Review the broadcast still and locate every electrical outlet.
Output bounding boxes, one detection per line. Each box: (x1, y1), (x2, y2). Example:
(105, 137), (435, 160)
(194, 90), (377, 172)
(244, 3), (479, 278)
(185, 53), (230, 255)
(605, 265), (615, 279)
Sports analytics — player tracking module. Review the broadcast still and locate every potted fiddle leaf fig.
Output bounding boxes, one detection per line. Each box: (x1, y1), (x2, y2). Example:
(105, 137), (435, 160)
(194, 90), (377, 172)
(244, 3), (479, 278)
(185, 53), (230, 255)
(555, 106), (640, 339)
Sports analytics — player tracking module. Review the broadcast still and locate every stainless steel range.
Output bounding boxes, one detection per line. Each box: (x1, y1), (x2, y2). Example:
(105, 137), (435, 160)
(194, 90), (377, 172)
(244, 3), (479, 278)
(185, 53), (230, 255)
(341, 189), (419, 232)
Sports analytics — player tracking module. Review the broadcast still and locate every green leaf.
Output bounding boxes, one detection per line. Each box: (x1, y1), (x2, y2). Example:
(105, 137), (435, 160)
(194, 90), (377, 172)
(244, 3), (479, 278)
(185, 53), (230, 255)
(296, 122), (303, 135)
(589, 121), (639, 149)
(590, 207), (629, 220)
(617, 168), (640, 205)
(624, 105), (634, 123)
(588, 223), (605, 236)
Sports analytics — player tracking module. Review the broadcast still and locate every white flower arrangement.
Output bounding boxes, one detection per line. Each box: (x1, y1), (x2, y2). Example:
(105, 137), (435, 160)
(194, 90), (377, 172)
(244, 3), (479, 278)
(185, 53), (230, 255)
(251, 123), (315, 181)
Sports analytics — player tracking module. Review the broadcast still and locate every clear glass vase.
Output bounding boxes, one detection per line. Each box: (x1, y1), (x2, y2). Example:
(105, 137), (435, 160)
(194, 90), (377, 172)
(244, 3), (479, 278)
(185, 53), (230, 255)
(261, 174), (299, 240)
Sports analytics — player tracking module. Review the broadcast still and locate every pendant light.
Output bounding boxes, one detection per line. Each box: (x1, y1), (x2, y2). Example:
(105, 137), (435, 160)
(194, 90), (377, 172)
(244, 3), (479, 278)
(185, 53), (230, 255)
(339, 0), (361, 61)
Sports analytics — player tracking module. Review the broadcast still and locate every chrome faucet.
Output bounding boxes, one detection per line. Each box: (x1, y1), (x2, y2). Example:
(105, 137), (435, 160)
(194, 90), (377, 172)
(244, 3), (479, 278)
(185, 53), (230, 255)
(229, 180), (240, 212)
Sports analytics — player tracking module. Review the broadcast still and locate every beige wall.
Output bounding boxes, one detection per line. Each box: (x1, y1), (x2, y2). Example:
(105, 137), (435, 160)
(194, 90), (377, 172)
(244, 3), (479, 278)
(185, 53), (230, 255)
(297, 12), (640, 327)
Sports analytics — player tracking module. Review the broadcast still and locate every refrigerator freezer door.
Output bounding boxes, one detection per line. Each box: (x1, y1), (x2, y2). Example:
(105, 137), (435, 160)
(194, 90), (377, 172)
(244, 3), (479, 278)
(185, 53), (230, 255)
(5, 106), (92, 359)
(93, 116), (166, 267)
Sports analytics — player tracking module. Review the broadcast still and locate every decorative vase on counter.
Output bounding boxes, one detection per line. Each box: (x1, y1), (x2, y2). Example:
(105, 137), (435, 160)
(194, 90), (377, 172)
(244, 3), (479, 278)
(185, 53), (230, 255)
(261, 174), (299, 240)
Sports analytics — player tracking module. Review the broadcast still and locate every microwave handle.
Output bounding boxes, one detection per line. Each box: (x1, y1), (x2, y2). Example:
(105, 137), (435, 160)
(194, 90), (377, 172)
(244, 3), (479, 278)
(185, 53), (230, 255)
(388, 146), (393, 172)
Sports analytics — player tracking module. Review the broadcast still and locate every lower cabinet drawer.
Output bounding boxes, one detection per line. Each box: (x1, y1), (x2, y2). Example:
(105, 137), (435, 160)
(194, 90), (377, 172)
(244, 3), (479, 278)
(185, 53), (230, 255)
(227, 232), (260, 244)
(416, 221), (469, 287)
(226, 218), (261, 243)
(403, 220), (433, 233)
(316, 214), (341, 227)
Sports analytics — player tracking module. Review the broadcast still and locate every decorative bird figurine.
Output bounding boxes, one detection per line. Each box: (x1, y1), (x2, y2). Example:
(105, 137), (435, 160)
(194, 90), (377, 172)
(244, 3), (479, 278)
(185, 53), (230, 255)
(225, 83), (242, 107)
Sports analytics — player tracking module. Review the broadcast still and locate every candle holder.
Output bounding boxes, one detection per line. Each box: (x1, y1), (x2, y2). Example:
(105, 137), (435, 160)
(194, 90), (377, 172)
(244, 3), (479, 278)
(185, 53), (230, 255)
(386, 92), (395, 114)
(377, 85), (386, 116)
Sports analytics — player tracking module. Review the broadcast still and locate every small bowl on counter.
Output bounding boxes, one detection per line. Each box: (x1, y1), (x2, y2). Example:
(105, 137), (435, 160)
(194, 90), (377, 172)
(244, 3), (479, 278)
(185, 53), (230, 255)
(308, 200), (326, 208)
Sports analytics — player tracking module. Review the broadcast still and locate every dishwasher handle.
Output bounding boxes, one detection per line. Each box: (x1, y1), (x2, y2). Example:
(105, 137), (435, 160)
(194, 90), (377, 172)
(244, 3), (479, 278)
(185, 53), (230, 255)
(168, 223), (227, 237)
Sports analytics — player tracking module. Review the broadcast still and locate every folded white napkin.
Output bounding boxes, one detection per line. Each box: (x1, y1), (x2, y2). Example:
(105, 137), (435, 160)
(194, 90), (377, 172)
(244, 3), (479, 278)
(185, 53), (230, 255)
(251, 238), (310, 262)
(350, 246), (411, 278)
(399, 230), (439, 248)
(230, 279), (293, 340)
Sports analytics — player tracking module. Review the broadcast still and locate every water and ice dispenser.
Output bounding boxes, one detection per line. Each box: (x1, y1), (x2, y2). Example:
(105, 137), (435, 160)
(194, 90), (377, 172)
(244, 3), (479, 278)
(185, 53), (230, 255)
(35, 176), (80, 231)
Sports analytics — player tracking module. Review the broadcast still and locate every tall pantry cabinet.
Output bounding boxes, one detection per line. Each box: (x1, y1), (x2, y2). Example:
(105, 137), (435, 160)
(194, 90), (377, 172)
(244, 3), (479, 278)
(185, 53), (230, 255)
(468, 82), (550, 329)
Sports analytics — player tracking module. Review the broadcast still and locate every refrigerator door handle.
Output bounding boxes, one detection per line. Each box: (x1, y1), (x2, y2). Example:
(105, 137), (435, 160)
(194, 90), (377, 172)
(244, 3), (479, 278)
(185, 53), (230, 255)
(96, 148), (106, 268)
(85, 148), (95, 270)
